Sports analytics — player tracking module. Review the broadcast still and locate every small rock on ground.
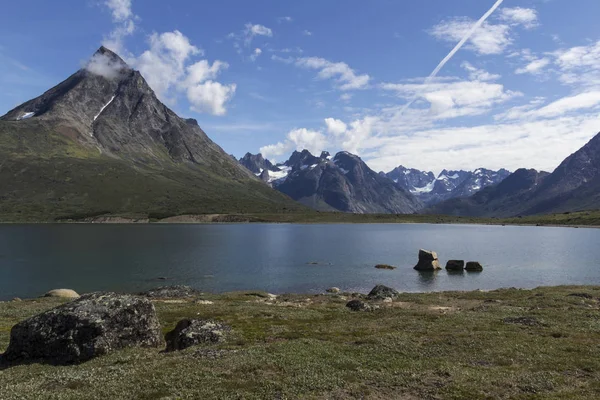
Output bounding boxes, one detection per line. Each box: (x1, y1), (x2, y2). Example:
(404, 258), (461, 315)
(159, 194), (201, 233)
(165, 319), (231, 352)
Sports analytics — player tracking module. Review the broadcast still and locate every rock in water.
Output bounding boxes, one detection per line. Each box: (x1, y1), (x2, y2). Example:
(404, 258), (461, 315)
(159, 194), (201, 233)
(367, 285), (400, 300)
(2, 292), (163, 365)
(465, 262), (484, 272)
(44, 289), (80, 299)
(165, 319), (230, 352)
(375, 264), (397, 270)
(326, 287), (341, 294)
(445, 260), (465, 271)
(414, 249), (441, 271)
(140, 285), (200, 298)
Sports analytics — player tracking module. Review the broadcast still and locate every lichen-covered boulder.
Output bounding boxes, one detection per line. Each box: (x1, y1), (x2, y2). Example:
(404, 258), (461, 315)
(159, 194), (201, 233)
(445, 260), (465, 271)
(466, 261), (484, 272)
(44, 289), (80, 299)
(346, 300), (373, 312)
(140, 285), (200, 298)
(165, 319), (230, 352)
(414, 249), (441, 271)
(367, 285), (400, 300)
(1, 292), (163, 365)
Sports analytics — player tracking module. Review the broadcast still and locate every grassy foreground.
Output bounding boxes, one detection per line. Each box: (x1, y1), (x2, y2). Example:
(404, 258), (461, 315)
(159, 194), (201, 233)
(1, 286), (600, 399)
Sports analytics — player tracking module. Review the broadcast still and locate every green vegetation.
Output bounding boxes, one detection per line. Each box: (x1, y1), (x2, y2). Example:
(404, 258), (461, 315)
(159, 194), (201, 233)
(0, 122), (306, 222)
(2, 286), (600, 399)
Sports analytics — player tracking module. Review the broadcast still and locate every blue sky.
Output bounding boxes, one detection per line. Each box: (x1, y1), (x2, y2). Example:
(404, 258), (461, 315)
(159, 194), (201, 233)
(1, 0), (600, 173)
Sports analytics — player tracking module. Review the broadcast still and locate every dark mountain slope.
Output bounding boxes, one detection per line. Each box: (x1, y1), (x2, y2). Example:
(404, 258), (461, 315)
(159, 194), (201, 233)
(274, 151), (423, 214)
(425, 168), (550, 217)
(0, 47), (305, 221)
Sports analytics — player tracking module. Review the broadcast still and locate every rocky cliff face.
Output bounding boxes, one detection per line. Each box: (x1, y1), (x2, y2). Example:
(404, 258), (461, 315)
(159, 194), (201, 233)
(240, 150), (423, 214)
(239, 152), (280, 175)
(0, 47), (305, 220)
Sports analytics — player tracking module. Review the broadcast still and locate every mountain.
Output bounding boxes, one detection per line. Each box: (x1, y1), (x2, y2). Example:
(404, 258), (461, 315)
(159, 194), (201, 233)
(426, 131), (600, 217)
(0, 47), (305, 221)
(384, 166), (510, 205)
(426, 168), (550, 217)
(240, 150), (422, 213)
(239, 153), (279, 175)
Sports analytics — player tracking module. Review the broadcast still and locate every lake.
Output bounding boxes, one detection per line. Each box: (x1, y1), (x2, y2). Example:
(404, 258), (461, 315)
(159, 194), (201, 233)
(0, 223), (599, 300)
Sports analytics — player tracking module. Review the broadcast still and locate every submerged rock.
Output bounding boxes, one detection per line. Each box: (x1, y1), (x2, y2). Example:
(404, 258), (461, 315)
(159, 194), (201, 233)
(465, 262), (484, 272)
(445, 260), (465, 271)
(414, 249), (441, 271)
(140, 285), (200, 299)
(367, 285), (399, 300)
(2, 292), (163, 365)
(375, 264), (397, 270)
(44, 289), (80, 299)
(165, 319), (230, 352)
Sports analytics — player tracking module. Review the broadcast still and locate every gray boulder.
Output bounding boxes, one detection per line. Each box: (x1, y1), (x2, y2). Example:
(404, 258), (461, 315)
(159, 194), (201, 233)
(165, 319), (230, 352)
(445, 260), (465, 271)
(1, 292), (163, 365)
(367, 285), (399, 300)
(414, 249), (441, 271)
(141, 285), (200, 298)
(346, 300), (372, 312)
(465, 261), (484, 272)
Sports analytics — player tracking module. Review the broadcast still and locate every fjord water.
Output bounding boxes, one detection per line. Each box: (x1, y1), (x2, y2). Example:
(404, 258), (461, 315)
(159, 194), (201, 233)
(0, 224), (599, 300)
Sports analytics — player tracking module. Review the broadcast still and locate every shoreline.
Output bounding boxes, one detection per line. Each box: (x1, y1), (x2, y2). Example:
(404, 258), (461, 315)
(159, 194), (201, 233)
(2, 284), (600, 399)
(3, 283), (599, 303)
(0, 210), (598, 229)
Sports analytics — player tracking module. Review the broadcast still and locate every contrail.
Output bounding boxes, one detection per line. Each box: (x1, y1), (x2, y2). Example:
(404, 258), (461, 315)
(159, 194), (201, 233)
(399, 0), (504, 114)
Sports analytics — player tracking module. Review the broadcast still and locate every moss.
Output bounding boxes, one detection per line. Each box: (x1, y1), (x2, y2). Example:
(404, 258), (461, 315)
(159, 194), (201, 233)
(1, 286), (600, 399)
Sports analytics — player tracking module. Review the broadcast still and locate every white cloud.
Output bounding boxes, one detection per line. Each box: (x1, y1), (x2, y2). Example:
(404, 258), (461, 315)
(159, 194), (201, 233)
(515, 58), (550, 75)
(102, 0), (136, 54)
(260, 141), (289, 160)
(86, 51), (126, 79)
(302, 30), (313, 36)
(430, 17), (512, 55)
(499, 92), (600, 120)
(552, 40), (600, 88)
(249, 48), (262, 62)
(295, 57), (370, 90)
(259, 128), (327, 160)
(499, 7), (539, 29)
(339, 93), (353, 102)
(187, 81), (237, 116)
(184, 60), (228, 86)
(277, 16), (293, 23)
(128, 30), (235, 116)
(271, 54), (294, 64)
(244, 23), (273, 46)
(325, 118), (347, 135)
(381, 78), (520, 120)
(461, 62), (501, 81)
(105, 0), (132, 21)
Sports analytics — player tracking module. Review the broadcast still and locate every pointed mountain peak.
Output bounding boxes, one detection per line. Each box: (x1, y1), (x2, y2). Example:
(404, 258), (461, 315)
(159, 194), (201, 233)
(86, 46), (131, 80)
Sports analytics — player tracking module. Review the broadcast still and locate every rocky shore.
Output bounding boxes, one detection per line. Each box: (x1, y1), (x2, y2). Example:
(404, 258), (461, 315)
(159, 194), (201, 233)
(1, 285), (600, 399)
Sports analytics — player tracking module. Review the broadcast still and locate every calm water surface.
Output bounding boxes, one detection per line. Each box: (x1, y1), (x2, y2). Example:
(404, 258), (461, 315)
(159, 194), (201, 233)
(0, 223), (599, 300)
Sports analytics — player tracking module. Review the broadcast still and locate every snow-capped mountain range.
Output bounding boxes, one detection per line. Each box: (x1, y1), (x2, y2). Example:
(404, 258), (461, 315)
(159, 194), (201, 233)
(384, 166), (511, 205)
(239, 150), (511, 212)
(240, 150), (422, 213)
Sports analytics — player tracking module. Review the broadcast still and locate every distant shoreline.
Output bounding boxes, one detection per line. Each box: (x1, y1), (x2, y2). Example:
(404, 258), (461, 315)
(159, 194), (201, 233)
(0, 210), (599, 228)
